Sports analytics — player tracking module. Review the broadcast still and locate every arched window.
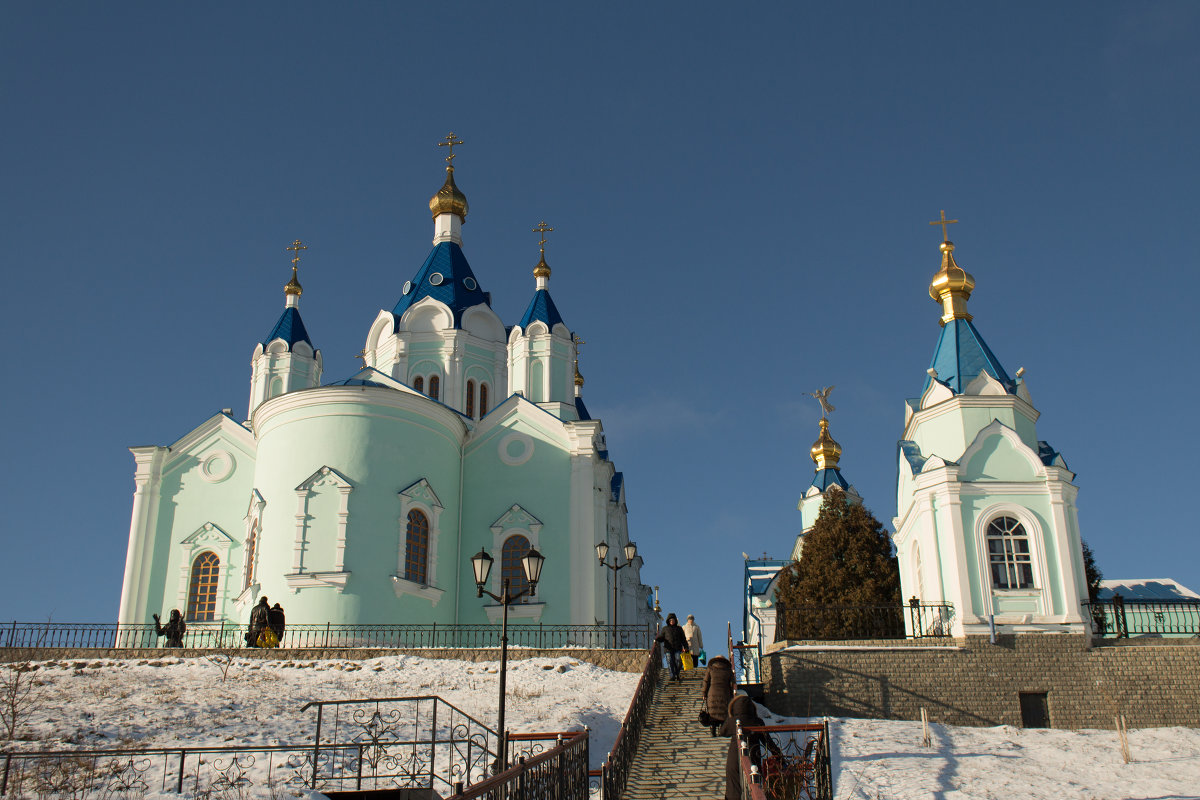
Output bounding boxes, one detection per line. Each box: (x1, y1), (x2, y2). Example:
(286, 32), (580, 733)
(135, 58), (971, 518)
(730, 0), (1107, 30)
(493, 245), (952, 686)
(413, 376), (424, 393)
(429, 375), (440, 401)
(187, 551), (220, 621)
(986, 516), (1034, 589)
(243, 524), (258, 590)
(480, 384), (489, 417)
(404, 510), (430, 585)
(466, 380), (475, 419)
(501, 534), (531, 601)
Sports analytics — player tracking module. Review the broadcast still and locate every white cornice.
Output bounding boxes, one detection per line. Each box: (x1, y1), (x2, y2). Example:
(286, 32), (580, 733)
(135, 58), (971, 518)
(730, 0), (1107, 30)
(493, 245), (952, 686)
(252, 385), (468, 443)
(157, 412), (256, 460)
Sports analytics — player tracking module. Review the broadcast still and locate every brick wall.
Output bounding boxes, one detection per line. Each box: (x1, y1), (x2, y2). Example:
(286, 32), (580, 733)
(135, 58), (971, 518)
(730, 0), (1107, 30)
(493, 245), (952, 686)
(762, 635), (1200, 729)
(0, 647), (649, 673)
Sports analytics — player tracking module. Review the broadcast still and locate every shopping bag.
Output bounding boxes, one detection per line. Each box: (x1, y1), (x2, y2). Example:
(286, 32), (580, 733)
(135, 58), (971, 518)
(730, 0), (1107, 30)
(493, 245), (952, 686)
(699, 649), (706, 665)
(257, 628), (280, 648)
(681, 652), (695, 670)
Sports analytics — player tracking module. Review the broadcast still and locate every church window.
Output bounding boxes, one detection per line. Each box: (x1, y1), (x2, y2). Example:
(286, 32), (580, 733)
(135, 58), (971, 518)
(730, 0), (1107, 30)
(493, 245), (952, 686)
(501, 534), (531, 601)
(429, 375), (440, 400)
(986, 516), (1034, 589)
(414, 376), (424, 393)
(480, 384), (489, 416)
(466, 380), (476, 418)
(404, 510), (430, 585)
(187, 551), (220, 621)
(243, 524), (258, 590)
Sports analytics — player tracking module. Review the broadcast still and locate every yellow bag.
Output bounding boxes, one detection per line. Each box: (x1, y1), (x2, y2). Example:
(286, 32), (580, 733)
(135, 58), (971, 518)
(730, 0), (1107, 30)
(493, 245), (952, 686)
(257, 628), (280, 648)
(681, 652), (695, 671)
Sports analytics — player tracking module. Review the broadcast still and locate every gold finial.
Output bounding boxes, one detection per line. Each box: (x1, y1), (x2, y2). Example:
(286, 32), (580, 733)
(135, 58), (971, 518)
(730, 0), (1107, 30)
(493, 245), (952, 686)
(927, 211), (974, 325)
(810, 418), (842, 471)
(929, 210), (958, 243)
(573, 334), (586, 387)
(533, 220), (554, 279)
(284, 239), (307, 296)
(438, 132), (463, 165)
(430, 133), (469, 220)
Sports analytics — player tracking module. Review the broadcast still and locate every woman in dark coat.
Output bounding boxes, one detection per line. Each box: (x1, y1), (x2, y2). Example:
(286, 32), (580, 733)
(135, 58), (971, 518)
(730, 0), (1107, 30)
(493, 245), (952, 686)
(719, 695), (780, 800)
(701, 656), (735, 736)
(268, 603), (286, 646)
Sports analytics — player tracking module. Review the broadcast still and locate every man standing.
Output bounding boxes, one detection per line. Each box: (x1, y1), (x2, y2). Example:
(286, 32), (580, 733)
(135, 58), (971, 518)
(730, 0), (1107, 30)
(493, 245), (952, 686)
(683, 614), (704, 662)
(655, 613), (688, 681)
(245, 596), (270, 647)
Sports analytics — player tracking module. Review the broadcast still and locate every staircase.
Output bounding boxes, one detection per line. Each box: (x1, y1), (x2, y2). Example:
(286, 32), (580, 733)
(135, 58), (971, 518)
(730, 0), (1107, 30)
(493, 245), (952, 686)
(621, 668), (729, 799)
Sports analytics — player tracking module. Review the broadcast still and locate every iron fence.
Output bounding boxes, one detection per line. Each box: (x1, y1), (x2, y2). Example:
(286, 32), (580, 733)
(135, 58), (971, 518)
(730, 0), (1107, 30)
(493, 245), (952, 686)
(600, 640), (660, 800)
(300, 695), (499, 792)
(1084, 597), (1200, 639)
(732, 642), (761, 685)
(774, 602), (955, 641)
(446, 730), (590, 800)
(738, 720), (831, 800)
(1, 621), (653, 651)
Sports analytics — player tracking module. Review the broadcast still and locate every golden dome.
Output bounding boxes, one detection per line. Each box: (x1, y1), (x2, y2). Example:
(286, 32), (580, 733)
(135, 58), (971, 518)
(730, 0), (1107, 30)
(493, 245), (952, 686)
(284, 265), (303, 297)
(574, 364), (585, 387)
(533, 255), (552, 280)
(928, 240), (975, 325)
(810, 418), (842, 471)
(429, 166), (469, 220)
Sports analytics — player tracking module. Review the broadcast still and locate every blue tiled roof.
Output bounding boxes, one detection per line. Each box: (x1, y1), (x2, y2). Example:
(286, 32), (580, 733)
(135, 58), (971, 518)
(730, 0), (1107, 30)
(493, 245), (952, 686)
(262, 307), (314, 349)
(325, 377), (390, 388)
(517, 289), (565, 330)
(610, 472), (624, 503)
(575, 396), (592, 421)
(392, 242), (489, 328)
(924, 318), (1014, 394)
(811, 468), (851, 492)
(898, 440), (927, 475)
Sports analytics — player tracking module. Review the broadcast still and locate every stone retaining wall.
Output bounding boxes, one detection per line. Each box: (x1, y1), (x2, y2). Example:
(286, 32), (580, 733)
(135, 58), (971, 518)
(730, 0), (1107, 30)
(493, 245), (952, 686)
(0, 647), (648, 673)
(763, 634), (1200, 729)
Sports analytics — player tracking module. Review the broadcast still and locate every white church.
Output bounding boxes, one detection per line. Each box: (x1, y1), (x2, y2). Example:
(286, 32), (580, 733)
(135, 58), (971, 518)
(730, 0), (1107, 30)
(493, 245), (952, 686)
(118, 138), (654, 632)
(746, 220), (1090, 644)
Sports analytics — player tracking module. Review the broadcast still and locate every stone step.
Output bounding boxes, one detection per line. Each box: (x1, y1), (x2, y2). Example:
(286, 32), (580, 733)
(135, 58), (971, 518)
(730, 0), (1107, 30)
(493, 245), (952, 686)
(621, 669), (728, 800)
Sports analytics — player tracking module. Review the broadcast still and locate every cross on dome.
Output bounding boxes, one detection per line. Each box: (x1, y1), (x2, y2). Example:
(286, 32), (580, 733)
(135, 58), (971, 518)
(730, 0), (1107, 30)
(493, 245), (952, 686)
(438, 132), (464, 165)
(929, 210), (959, 243)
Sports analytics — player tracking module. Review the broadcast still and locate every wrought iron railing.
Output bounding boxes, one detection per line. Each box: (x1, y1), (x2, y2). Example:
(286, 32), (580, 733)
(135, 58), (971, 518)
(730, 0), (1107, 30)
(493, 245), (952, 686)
(600, 640), (660, 800)
(1084, 597), (1200, 639)
(447, 730), (590, 800)
(738, 720), (831, 800)
(299, 695), (499, 791)
(774, 602), (955, 641)
(732, 641), (761, 684)
(0, 621), (653, 651)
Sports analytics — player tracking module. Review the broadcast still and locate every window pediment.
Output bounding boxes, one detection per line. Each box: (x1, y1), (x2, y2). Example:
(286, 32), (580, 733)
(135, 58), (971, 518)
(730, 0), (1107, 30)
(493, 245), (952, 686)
(181, 522), (235, 547)
(400, 478), (444, 509)
(490, 504), (543, 534)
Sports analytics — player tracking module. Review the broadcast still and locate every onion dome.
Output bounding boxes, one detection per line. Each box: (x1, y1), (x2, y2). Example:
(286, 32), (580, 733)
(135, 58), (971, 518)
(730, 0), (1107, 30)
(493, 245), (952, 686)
(574, 364), (585, 388)
(429, 165), (468, 220)
(929, 240), (975, 325)
(810, 418), (842, 471)
(284, 264), (302, 298)
(533, 254), (551, 280)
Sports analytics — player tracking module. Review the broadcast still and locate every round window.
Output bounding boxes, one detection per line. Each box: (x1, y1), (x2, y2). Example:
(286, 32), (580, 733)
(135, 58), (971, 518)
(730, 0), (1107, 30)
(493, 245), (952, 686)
(463, 276), (478, 291)
(402, 281), (412, 295)
(429, 272), (444, 286)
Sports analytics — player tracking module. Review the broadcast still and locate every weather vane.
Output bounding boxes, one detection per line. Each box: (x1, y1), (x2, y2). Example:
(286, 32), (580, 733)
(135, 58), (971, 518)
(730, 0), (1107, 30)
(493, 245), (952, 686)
(438, 132), (464, 165)
(286, 239), (307, 267)
(533, 220), (554, 257)
(929, 210), (958, 242)
(808, 386), (836, 419)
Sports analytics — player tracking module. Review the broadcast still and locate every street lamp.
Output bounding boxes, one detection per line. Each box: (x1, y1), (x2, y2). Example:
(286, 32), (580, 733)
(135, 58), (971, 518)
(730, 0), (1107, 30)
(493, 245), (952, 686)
(471, 545), (545, 771)
(596, 540), (638, 648)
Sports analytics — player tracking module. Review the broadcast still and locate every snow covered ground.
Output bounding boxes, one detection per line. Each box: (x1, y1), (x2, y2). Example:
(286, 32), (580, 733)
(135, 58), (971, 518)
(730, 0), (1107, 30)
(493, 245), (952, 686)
(4, 654), (1200, 799)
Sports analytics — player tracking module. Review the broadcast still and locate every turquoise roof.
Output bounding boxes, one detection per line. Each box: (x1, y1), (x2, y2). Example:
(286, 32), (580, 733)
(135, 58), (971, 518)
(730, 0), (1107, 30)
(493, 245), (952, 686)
(392, 242), (489, 328)
(262, 307), (314, 350)
(811, 467), (851, 492)
(517, 289), (565, 330)
(923, 318), (1014, 394)
(574, 395), (592, 421)
(898, 440), (928, 475)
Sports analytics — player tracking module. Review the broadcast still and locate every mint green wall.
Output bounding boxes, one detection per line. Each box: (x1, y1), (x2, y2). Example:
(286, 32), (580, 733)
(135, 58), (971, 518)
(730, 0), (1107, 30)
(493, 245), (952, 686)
(252, 390), (464, 625)
(910, 405), (1037, 465)
(462, 415), (573, 625)
(145, 431), (256, 622)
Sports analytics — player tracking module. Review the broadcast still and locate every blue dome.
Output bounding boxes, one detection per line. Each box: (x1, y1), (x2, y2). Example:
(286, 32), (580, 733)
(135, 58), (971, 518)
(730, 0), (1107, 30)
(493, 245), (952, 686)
(262, 307), (314, 350)
(392, 242), (489, 328)
(517, 289), (565, 330)
(924, 318), (1014, 394)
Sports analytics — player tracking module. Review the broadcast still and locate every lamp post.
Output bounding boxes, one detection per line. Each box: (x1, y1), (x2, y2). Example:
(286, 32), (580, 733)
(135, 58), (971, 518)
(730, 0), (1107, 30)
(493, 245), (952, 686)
(471, 545), (545, 772)
(596, 541), (638, 649)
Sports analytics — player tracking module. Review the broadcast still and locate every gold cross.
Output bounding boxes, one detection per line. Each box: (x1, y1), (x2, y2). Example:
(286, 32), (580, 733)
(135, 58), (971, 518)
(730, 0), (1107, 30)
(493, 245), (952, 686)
(354, 348), (368, 367)
(533, 221), (554, 256)
(286, 239), (307, 267)
(572, 334), (585, 370)
(438, 132), (464, 165)
(929, 210), (958, 242)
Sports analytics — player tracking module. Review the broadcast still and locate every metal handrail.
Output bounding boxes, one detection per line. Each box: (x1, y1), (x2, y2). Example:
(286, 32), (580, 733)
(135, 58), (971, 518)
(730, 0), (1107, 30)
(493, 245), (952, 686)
(774, 601), (955, 641)
(447, 730), (590, 800)
(1084, 597), (1200, 638)
(600, 638), (660, 800)
(737, 720), (831, 800)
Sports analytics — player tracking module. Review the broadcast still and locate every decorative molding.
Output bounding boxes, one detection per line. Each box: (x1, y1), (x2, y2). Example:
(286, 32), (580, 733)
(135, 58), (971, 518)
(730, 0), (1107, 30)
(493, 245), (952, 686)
(175, 522), (235, 615)
(498, 432), (535, 466)
(199, 450), (236, 483)
(390, 576), (445, 605)
(285, 571), (350, 591)
(490, 504), (543, 534)
(400, 478), (444, 510)
(292, 466), (353, 577)
(398, 479), (444, 592)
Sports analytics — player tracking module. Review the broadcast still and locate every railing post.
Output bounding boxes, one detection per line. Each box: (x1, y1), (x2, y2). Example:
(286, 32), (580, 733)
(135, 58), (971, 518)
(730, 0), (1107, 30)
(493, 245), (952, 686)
(1114, 593), (1128, 639)
(324, 622), (330, 649)
(2, 751), (11, 796)
(311, 704), (323, 789)
(176, 749), (186, 794)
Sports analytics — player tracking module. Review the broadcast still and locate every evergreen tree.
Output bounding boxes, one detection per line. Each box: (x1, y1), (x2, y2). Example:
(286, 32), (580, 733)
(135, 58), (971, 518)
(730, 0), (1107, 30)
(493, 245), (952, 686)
(1081, 538), (1103, 602)
(774, 487), (901, 640)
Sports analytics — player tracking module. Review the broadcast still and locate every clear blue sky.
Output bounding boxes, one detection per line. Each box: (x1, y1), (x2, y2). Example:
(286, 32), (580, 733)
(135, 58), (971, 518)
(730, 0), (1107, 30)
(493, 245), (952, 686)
(3, 3), (1198, 637)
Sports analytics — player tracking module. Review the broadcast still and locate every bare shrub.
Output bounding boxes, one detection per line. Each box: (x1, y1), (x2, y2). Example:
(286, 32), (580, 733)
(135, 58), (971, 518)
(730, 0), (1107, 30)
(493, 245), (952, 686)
(1, 660), (42, 741)
(204, 653), (237, 683)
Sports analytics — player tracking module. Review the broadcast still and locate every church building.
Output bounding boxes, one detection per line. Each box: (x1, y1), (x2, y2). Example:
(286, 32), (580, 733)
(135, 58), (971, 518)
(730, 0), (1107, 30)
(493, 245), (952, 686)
(118, 138), (652, 633)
